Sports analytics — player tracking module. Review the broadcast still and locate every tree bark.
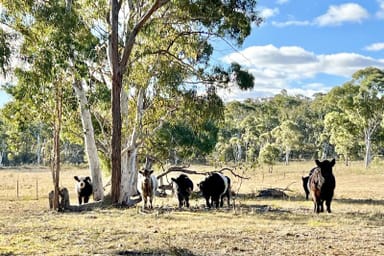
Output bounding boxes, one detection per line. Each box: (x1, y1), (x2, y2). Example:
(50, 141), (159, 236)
(364, 129), (371, 169)
(119, 88), (144, 205)
(73, 79), (104, 201)
(108, 0), (169, 204)
(110, 0), (122, 203)
(51, 82), (63, 211)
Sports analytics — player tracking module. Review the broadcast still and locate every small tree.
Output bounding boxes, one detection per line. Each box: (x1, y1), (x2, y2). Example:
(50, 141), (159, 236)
(258, 143), (280, 172)
(271, 120), (303, 165)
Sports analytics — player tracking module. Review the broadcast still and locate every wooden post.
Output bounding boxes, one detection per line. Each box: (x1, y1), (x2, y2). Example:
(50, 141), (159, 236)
(16, 179), (19, 199)
(36, 178), (39, 200)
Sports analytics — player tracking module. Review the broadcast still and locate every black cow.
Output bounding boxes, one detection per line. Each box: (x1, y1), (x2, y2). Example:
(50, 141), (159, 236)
(198, 172), (231, 208)
(171, 174), (194, 208)
(302, 175), (310, 200)
(307, 159), (336, 213)
(74, 176), (93, 205)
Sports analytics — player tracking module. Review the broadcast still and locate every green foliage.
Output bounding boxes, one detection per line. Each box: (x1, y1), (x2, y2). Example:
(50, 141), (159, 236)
(258, 143), (280, 166)
(0, 29), (12, 75)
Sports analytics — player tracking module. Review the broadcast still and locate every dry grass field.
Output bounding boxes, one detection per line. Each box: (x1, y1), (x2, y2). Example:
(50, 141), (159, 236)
(0, 161), (383, 256)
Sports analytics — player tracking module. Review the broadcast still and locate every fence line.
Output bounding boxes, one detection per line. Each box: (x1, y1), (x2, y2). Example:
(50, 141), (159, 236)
(0, 178), (40, 200)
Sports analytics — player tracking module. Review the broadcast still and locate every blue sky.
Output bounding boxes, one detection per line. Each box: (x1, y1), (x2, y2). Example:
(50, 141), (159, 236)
(215, 0), (384, 101)
(1, 1), (384, 105)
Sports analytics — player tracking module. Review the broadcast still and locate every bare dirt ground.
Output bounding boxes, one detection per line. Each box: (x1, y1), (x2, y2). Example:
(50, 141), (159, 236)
(0, 162), (383, 255)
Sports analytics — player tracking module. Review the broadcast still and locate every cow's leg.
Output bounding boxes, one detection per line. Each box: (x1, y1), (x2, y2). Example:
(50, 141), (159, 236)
(326, 200), (332, 213)
(149, 195), (153, 209)
(320, 200), (324, 212)
(84, 196), (90, 204)
(205, 197), (211, 208)
(185, 197), (190, 208)
(78, 196), (82, 205)
(177, 194), (183, 208)
(143, 196), (147, 209)
(212, 196), (220, 208)
(220, 196), (224, 207)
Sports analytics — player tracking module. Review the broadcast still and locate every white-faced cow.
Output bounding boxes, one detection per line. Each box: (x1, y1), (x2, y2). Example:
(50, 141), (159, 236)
(137, 169), (158, 209)
(74, 176), (93, 205)
(198, 172), (231, 208)
(171, 174), (194, 208)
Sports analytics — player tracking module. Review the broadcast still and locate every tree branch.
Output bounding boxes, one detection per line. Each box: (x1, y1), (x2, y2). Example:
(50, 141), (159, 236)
(120, 0), (170, 69)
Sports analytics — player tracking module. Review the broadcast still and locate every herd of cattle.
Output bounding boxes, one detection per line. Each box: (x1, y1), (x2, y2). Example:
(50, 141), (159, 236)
(73, 159), (336, 213)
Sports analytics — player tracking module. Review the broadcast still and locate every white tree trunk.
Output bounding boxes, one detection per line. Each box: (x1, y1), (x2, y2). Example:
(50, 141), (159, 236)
(119, 88), (144, 205)
(36, 131), (42, 165)
(285, 147), (290, 165)
(364, 129), (371, 169)
(73, 80), (104, 201)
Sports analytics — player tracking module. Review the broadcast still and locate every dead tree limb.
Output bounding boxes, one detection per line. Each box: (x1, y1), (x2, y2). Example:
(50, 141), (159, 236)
(214, 167), (250, 180)
(156, 166), (207, 179)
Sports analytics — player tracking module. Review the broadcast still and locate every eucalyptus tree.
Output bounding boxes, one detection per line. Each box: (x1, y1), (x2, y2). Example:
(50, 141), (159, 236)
(77, 0), (262, 204)
(150, 89), (223, 164)
(258, 143), (280, 172)
(271, 120), (303, 165)
(348, 67), (384, 168)
(0, 28), (11, 76)
(0, 0), (106, 203)
(330, 67), (384, 168)
(324, 111), (358, 166)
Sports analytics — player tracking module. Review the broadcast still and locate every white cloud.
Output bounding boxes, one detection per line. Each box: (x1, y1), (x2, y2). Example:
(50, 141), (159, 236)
(314, 3), (369, 26)
(270, 3), (369, 28)
(260, 8), (279, 19)
(219, 44), (384, 101)
(364, 42), (384, 51)
(271, 20), (311, 27)
(376, 0), (384, 18)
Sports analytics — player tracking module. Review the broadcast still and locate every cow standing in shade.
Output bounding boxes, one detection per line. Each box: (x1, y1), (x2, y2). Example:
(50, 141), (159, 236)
(198, 172), (231, 208)
(171, 174), (194, 208)
(137, 169), (158, 209)
(74, 176), (93, 205)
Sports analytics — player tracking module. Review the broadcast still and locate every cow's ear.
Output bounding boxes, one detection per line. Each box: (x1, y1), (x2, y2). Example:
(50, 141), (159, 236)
(74, 176), (80, 182)
(330, 158), (336, 167)
(85, 176), (91, 182)
(171, 178), (176, 182)
(315, 159), (321, 167)
(149, 170), (154, 175)
(139, 170), (144, 175)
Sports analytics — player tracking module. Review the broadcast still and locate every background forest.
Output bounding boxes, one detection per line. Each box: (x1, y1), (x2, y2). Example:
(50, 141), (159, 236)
(1, 66), (384, 170)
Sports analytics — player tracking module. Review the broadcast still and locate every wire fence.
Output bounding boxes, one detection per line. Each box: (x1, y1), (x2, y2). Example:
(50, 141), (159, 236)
(0, 178), (42, 201)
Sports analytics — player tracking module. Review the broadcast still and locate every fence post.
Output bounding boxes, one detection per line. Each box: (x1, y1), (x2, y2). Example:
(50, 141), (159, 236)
(36, 178), (39, 200)
(16, 179), (19, 199)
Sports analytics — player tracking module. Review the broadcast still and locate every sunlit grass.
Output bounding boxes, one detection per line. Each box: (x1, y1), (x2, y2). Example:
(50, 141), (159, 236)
(0, 161), (383, 255)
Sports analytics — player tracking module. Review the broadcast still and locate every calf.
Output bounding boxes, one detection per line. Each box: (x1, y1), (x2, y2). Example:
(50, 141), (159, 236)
(172, 174), (194, 208)
(198, 172), (231, 208)
(137, 169), (158, 209)
(308, 159), (336, 213)
(74, 176), (93, 205)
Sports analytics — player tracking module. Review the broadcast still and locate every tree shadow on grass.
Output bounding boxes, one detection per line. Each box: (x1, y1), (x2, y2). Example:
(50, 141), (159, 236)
(116, 247), (198, 256)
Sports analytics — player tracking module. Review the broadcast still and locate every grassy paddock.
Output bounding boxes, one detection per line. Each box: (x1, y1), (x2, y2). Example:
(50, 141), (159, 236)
(0, 161), (383, 255)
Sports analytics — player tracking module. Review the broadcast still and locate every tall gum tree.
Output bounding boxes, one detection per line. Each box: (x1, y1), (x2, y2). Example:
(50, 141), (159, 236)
(101, 0), (261, 204)
(0, 0), (105, 201)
